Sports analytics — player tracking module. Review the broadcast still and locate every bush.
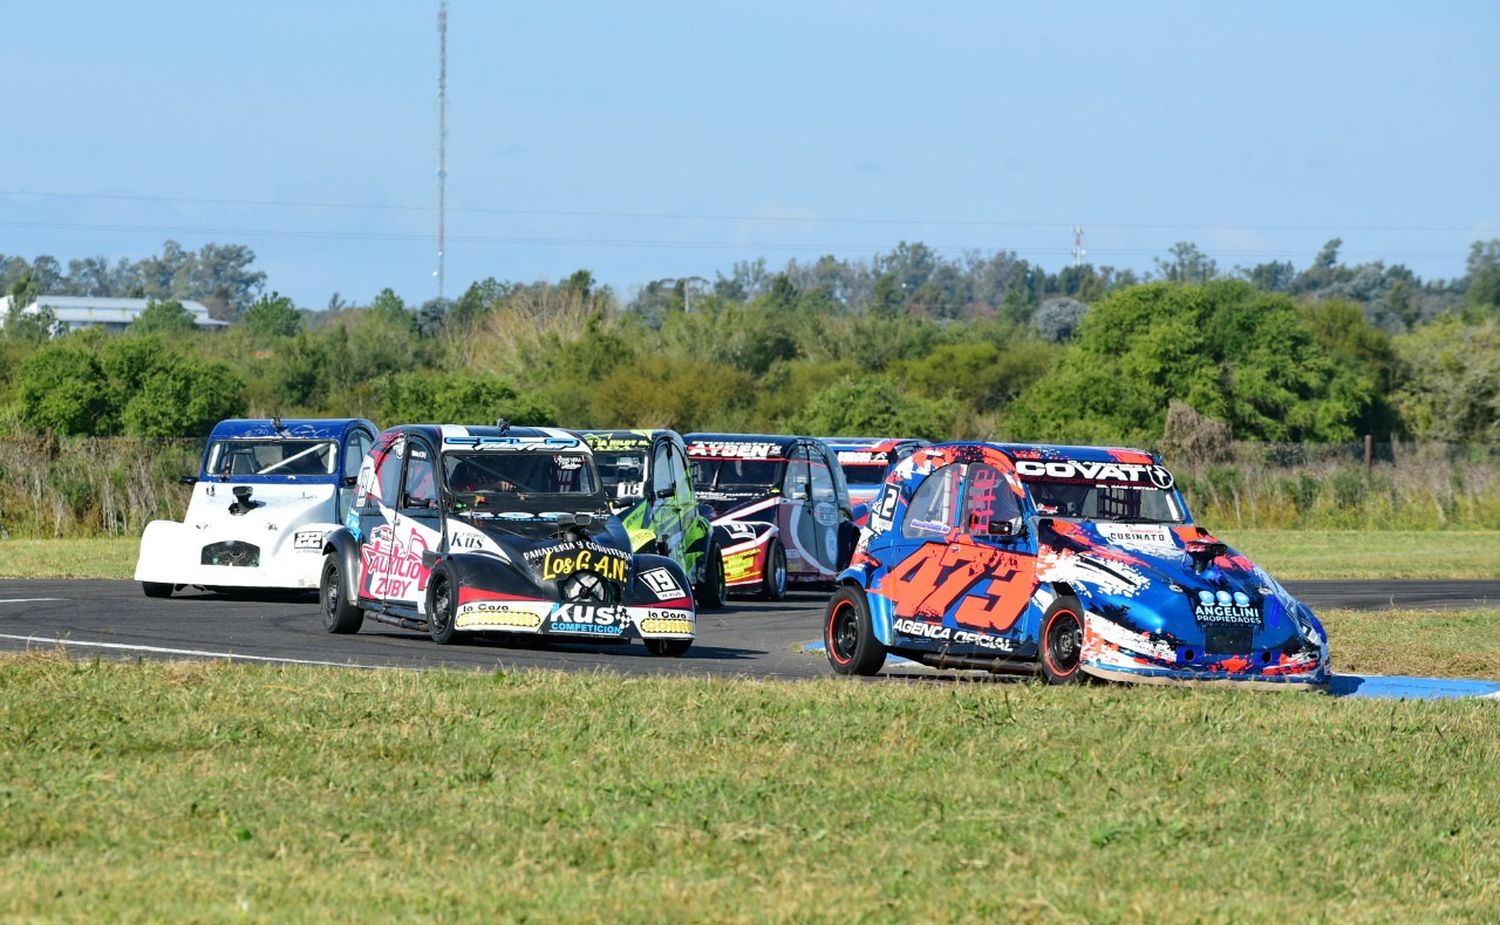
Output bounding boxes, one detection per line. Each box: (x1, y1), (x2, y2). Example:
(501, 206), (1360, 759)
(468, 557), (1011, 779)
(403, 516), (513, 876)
(381, 371), (556, 427)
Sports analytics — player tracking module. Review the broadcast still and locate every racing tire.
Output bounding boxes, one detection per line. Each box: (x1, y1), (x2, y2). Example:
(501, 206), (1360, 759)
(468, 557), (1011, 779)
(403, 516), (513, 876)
(427, 566), (460, 645)
(1040, 600), (1085, 685)
(824, 585), (886, 676)
(141, 582), (173, 599)
(758, 540), (788, 602)
(694, 541), (727, 610)
(644, 638), (692, 657)
(319, 555), (363, 634)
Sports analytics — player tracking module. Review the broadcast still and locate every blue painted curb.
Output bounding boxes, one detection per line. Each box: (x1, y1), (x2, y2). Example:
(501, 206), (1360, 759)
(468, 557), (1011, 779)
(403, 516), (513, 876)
(800, 641), (1500, 700)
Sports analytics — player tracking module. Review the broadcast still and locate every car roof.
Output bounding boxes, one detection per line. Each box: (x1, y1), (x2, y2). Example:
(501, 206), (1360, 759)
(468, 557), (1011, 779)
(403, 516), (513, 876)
(820, 436), (927, 453)
(207, 418), (376, 442)
(683, 433), (807, 458)
(988, 442), (1159, 465)
(385, 424), (591, 452)
(576, 429), (674, 451)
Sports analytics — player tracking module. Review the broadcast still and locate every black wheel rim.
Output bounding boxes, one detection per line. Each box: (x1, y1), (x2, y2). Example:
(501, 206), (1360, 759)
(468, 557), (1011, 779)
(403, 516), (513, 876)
(1047, 610), (1082, 675)
(432, 579), (452, 633)
(324, 565), (340, 619)
(829, 600), (859, 664)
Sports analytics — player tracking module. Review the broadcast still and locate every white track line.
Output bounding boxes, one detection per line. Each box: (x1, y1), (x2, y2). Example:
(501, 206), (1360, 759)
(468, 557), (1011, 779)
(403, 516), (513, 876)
(0, 632), (392, 669)
(0, 598), (66, 604)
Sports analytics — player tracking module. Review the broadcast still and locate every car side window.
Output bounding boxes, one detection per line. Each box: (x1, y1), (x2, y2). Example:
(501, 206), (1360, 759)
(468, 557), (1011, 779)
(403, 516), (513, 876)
(651, 440), (673, 498)
(344, 431), (372, 482)
(401, 442), (438, 510)
(668, 442), (693, 500)
(902, 464), (963, 540)
(961, 463), (1021, 534)
(782, 446), (811, 498)
(374, 436), (404, 509)
(809, 448), (836, 503)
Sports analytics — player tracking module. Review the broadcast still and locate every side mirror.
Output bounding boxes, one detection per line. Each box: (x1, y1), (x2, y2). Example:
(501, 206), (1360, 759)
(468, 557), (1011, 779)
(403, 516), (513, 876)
(342, 475), (358, 487)
(988, 516), (1026, 538)
(791, 484), (811, 501)
(179, 475), (199, 485)
(654, 484), (677, 500)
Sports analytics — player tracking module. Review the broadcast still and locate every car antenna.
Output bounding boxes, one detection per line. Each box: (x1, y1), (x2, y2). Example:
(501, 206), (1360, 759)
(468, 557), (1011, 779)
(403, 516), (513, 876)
(496, 417), (511, 435)
(272, 414), (284, 433)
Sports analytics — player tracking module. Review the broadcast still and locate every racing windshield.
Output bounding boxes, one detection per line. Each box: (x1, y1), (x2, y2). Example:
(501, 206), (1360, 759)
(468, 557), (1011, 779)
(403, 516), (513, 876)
(1017, 459), (1186, 524)
(839, 462), (888, 487)
(205, 439), (337, 477)
(444, 452), (601, 499)
(592, 450), (647, 501)
(689, 458), (786, 493)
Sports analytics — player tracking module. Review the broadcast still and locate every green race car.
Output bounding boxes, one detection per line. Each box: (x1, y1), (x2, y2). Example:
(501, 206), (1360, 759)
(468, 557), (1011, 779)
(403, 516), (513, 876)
(578, 429), (726, 609)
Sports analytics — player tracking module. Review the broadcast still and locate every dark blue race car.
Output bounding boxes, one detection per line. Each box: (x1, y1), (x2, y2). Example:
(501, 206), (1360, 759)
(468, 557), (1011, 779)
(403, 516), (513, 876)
(824, 442), (1330, 688)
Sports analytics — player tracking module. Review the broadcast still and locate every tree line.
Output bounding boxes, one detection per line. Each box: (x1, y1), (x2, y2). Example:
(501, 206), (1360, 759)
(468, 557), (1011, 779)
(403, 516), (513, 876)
(1, 238), (1496, 447)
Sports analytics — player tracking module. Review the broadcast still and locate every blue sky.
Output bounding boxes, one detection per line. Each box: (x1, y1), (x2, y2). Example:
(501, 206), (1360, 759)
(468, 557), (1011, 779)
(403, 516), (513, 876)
(3, 1), (1497, 308)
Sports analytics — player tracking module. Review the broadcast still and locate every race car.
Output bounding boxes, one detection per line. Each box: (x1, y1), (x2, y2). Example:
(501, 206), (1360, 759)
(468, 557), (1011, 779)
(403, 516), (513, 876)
(318, 423), (695, 655)
(684, 433), (857, 600)
(820, 436), (929, 525)
(134, 418), (378, 597)
(577, 429), (725, 608)
(824, 442), (1330, 688)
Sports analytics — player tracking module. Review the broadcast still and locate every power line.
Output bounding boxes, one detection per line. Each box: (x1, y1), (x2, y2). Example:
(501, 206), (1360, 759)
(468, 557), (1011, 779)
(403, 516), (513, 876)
(0, 219), (1470, 263)
(0, 188), (1483, 235)
(435, 0), (447, 301)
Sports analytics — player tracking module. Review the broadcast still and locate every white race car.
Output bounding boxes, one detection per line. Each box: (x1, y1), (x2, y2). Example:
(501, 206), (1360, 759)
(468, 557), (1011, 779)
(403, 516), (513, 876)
(134, 418), (378, 597)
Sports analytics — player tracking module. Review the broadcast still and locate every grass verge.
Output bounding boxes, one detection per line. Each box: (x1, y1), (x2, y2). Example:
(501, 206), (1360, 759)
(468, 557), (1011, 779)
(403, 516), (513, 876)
(4, 531), (1500, 581)
(1, 656), (1497, 923)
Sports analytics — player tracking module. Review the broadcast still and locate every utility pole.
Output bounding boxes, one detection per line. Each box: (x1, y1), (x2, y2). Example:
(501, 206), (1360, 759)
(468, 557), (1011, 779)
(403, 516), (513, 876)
(436, 0), (448, 301)
(1072, 225), (1085, 268)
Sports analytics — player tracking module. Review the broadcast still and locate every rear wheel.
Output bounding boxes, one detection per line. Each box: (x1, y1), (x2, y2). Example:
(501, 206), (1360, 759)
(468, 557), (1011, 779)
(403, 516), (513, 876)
(694, 540), (726, 610)
(824, 585), (885, 676)
(427, 567), (459, 645)
(141, 582), (173, 599)
(1040, 600), (1085, 684)
(319, 555), (363, 634)
(758, 540), (788, 601)
(644, 638), (691, 657)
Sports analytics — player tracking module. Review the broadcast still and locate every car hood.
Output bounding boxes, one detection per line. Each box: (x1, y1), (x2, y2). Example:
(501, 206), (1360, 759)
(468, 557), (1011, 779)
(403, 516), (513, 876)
(450, 511), (636, 584)
(1034, 519), (1320, 648)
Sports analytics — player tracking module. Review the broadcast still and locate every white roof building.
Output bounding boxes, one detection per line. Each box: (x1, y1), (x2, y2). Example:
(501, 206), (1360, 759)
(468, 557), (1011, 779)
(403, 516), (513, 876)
(0, 295), (229, 333)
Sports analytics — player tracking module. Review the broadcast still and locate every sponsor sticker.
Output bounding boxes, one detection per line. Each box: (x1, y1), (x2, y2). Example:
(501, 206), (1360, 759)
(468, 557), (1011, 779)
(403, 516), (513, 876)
(640, 614), (694, 635)
(686, 440), (784, 460)
(1014, 459), (1175, 489)
(640, 567), (685, 600)
(1193, 589), (1260, 624)
(893, 618), (1015, 652)
(456, 602), (545, 629)
(1095, 523), (1175, 548)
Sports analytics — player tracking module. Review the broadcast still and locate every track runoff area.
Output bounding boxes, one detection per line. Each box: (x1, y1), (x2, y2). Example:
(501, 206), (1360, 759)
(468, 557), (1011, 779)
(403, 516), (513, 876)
(2, 579), (1499, 700)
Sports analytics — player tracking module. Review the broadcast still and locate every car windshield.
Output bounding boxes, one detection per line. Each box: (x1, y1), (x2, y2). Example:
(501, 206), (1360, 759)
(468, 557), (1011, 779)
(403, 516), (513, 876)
(689, 458), (785, 492)
(1023, 478), (1186, 524)
(839, 462), (888, 487)
(444, 452), (600, 497)
(593, 450), (647, 500)
(205, 439), (337, 476)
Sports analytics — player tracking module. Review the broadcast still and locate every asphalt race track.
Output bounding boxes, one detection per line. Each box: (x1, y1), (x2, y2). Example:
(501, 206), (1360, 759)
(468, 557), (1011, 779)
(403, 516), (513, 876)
(2, 579), (1498, 684)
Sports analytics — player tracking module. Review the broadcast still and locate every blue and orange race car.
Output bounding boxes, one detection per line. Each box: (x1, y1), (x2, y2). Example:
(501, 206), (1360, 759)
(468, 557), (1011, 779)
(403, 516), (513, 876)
(823, 442), (1330, 687)
(820, 437), (929, 525)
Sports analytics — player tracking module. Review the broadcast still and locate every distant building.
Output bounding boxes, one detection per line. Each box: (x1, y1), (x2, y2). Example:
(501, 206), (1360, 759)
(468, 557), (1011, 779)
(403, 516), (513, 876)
(0, 295), (229, 334)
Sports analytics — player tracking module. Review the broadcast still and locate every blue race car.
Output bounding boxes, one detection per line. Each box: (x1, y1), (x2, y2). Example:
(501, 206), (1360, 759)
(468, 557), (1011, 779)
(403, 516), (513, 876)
(820, 436), (929, 526)
(823, 442), (1329, 688)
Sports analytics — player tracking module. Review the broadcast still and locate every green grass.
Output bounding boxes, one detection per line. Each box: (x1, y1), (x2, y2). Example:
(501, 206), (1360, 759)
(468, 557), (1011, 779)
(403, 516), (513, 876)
(4, 531), (1500, 581)
(1324, 608), (1500, 679)
(0, 537), (139, 579)
(1, 656), (1498, 923)
(1211, 529), (1500, 580)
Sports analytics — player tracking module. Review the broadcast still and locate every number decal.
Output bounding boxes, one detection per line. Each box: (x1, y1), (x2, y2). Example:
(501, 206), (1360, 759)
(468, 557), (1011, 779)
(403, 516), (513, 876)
(877, 542), (1034, 633)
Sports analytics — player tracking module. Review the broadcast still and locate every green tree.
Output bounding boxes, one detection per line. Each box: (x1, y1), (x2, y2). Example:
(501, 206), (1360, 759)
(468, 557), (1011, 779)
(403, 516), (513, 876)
(1008, 281), (1370, 443)
(18, 339), (112, 435)
(1464, 240), (1500, 312)
(1391, 314), (1499, 442)
(241, 292), (302, 338)
(122, 357), (247, 437)
(790, 376), (958, 442)
(131, 300), (196, 336)
(381, 371), (556, 426)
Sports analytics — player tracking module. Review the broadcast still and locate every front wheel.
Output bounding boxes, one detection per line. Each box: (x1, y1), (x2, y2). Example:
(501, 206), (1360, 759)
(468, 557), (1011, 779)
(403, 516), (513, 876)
(644, 638), (691, 657)
(142, 582), (173, 599)
(758, 540), (788, 601)
(319, 555), (363, 634)
(1040, 600), (1085, 684)
(694, 540), (726, 610)
(824, 585), (885, 676)
(427, 567), (460, 645)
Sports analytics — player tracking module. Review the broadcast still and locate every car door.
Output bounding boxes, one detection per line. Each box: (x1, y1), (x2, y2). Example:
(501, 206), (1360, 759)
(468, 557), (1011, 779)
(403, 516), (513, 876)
(948, 460), (1037, 635)
(337, 427), (374, 523)
(877, 462), (965, 621)
(649, 435), (686, 562)
(356, 432), (438, 610)
(391, 437), (442, 612)
(781, 444), (815, 572)
(806, 442), (843, 573)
